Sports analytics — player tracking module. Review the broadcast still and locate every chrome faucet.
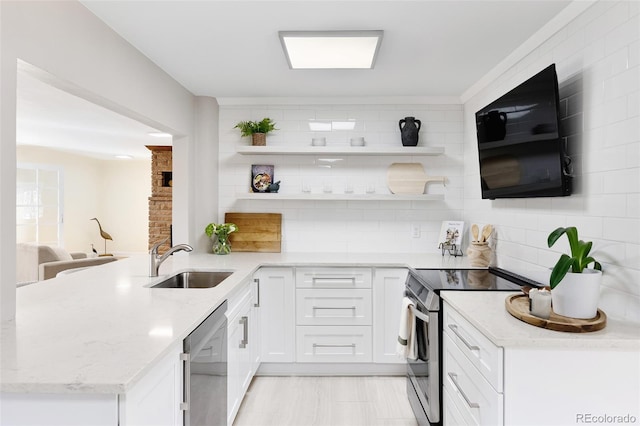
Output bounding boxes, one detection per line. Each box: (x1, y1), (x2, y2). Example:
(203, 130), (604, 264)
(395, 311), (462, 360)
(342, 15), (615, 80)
(149, 237), (193, 277)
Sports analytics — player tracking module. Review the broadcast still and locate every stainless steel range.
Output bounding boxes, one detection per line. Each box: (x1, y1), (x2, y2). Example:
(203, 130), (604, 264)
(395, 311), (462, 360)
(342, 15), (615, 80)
(404, 267), (541, 425)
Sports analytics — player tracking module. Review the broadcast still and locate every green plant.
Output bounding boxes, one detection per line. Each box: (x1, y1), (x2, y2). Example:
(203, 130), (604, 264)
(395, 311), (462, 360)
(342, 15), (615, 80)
(205, 222), (238, 239)
(234, 118), (277, 137)
(547, 226), (602, 289)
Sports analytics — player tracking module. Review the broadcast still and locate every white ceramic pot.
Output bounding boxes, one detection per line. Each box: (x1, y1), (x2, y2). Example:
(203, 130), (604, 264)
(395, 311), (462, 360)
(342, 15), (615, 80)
(551, 269), (602, 319)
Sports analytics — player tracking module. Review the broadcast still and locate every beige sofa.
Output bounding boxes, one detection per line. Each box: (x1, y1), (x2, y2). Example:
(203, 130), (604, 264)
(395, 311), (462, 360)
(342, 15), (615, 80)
(16, 243), (118, 284)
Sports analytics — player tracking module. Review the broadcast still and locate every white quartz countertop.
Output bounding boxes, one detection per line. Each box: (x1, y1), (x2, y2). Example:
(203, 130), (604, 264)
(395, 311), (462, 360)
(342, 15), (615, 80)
(1, 252), (470, 394)
(442, 291), (640, 349)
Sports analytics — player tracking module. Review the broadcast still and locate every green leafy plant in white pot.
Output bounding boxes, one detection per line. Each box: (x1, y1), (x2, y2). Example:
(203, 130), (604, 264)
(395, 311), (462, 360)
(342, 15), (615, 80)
(547, 226), (602, 319)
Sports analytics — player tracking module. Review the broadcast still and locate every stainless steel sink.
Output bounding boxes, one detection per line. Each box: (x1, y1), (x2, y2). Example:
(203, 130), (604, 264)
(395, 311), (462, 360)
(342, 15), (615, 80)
(151, 271), (233, 289)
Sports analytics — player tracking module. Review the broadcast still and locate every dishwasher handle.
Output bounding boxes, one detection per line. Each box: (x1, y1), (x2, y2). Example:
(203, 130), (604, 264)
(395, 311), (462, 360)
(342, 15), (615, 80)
(180, 352), (190, 411)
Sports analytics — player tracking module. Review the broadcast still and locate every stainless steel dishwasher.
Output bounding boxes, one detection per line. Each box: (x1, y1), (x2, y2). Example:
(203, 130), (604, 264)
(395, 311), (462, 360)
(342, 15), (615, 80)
(182, 301), (228, 426)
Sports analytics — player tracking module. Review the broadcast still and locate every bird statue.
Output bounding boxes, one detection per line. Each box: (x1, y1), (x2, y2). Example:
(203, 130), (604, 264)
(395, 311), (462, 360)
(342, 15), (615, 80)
(90, 218), (113, 256)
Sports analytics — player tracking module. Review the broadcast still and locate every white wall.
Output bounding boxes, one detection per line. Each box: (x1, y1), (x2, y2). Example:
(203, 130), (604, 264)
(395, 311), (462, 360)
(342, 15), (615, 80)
(462, 1), (639, 321)
(17, 147), (150, 255)
(219, 101), (464, 253)
(0, 1), (200, 322)
(98, 158), (151, 255)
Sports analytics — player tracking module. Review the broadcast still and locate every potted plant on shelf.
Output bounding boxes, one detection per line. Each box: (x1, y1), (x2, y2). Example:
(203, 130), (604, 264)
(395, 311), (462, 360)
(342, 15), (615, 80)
(547, 226), (602, 319)
(234, 118), (277, 146)
(205, 222), (238, 255)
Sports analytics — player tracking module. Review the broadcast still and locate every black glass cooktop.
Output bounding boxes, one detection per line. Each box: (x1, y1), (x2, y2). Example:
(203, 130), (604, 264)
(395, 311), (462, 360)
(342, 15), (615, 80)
(410, 267), (544, 293)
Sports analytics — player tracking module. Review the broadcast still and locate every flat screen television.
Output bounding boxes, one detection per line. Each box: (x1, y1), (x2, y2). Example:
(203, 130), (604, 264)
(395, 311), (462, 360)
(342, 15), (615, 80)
(475, 64), (572, 199)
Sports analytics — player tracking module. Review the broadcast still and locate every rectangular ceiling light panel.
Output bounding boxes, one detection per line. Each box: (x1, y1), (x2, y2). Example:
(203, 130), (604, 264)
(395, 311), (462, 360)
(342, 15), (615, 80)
(279, 31), (383, 69)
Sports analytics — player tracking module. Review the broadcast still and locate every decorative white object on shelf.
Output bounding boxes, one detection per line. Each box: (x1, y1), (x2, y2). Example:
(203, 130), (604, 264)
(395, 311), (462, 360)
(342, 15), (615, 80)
(386, 163), (445, 195)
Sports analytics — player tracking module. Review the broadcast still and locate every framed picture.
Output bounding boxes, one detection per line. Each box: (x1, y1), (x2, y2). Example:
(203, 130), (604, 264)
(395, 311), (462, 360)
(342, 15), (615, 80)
(251, 165), (274, 193)
(438, 220), (464, 247)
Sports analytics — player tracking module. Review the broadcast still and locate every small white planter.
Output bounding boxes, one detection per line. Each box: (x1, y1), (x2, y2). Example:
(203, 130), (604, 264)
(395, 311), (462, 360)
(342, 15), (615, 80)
(551, 269), (602, 319)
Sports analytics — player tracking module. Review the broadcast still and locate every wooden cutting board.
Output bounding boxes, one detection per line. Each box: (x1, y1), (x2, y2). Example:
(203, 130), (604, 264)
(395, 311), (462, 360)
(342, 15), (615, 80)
(386, 163), (446, 194)
(224, 213), (282, 252)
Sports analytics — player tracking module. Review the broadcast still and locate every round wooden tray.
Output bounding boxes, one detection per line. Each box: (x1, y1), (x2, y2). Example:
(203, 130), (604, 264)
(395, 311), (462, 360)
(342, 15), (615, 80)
(505, 294), (606, 333)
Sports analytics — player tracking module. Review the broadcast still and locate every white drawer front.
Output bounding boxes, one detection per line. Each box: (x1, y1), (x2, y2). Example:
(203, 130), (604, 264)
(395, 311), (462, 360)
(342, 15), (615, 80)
(296, 289), (372, 326)
(295, 267), (372, 289)
(296, 326), (372, 363)
(443, 385), (476, 426)
(444, 333), (503, 426)
(443, 302), (503, 392)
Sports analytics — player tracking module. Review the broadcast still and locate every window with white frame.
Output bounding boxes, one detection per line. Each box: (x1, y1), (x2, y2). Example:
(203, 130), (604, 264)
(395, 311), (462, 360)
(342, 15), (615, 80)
(16, 164), (64, 246)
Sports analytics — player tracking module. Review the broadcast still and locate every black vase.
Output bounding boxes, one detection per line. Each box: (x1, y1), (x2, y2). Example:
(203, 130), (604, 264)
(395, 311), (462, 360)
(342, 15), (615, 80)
(399, 116), (421, 146)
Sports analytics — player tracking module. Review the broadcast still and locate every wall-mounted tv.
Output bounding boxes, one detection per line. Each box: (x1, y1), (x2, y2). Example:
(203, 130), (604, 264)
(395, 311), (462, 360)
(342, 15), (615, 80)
(475, 64), (572, 199)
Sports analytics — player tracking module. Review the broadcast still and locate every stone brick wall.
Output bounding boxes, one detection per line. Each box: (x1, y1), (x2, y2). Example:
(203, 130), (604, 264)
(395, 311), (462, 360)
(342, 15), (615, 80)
(147, 146), (172, 254)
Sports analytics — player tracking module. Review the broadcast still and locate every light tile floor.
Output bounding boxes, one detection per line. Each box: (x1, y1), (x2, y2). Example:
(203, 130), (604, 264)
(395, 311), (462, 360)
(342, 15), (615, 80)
(233, 376), (418, 426)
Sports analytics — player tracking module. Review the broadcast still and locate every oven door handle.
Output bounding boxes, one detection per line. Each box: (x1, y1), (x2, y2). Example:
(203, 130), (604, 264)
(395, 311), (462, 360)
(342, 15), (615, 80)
(409, 304), (430, 323)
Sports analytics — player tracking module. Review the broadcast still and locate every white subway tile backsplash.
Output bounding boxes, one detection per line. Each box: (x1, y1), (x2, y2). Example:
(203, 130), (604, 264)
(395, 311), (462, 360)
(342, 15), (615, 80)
(459, 1), (639, 320)
(603, 168), (640, 195)
(604, 116), (640, 147)
(603, 217), (640, 244)
(282, 109), (316, 121)
(605, 96), (629, 125)
(604, 13), (640, 56)
(220, 102), (464, 259)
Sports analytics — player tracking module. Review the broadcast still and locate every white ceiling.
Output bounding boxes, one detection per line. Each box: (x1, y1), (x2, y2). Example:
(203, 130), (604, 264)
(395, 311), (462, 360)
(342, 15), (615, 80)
(18, 0), (573, 159)
(17, 71), (169, 160)
(81, 0), (572, 97)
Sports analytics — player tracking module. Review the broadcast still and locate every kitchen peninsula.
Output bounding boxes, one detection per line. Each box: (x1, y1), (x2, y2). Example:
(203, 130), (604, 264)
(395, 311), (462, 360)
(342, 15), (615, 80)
(2, 253), (639, 426)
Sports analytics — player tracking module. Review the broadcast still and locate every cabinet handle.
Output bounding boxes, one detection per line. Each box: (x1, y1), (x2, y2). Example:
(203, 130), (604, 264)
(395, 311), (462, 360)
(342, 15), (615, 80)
(312, 343), (356, 354)
(180, 352), (190, 411)
(254, 278), (260, 308)
(239, 316), (248, 348)
(448, 324), (479, 351)
(313, 343), (356, 348)
(312, 306), (356, 314)
(311, 277), (356, 286)
(447, 372), (479, 409)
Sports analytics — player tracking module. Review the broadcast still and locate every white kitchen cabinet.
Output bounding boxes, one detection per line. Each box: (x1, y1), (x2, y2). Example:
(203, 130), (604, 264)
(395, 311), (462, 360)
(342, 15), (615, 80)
(296, 288), (372, 326)
(1, 342), (183, 426)
(372, 268), (408, 363)
(295, 267), (373, 363)
(120, 341), (183, 426)
(253, 267), (295, 363)
(443, 332), (503, 425)
(443, 302), (503, 392)
(443, 302), (506, 425)
(0, 393), (118, 426)
(295, 267), (372, 289)
(296, 325), (373, 363)
(250, 276), (261, 374)
(443, 301), (640, 426)
(226, 280), (256, 426)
